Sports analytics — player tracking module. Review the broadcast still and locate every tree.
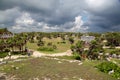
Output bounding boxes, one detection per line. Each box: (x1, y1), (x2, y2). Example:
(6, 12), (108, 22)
(105, 32), (120, 47)
(88, 40), (103, 60)
(0, 40), (5, 52)
(70, 41), (84, 60)
(37, 40), (44, 46)
(69, 37), (74, 44)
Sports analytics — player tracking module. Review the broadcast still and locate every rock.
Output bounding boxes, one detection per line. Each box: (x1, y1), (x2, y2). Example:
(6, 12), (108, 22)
(15, 67), (19, 70)
(106, 58), (111, 61)
(79, 78), (83, 80)
(44, 77), (51, 80)
(108, 70), (114, 74)
(78, 63), (83, 65)
(58, 61), (62, 63)
(0, 58), (3, 62)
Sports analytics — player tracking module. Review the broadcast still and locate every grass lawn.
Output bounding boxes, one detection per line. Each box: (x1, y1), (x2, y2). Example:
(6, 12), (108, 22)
(26, 41), (39, 51)
(26, 37), (72, 53)
(111, 58), (120, 66)
(0, 57), (117, 80)
(104, 48), (120, 53)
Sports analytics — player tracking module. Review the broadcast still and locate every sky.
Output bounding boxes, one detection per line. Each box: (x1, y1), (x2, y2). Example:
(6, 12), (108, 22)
(0, 0), (120, 33)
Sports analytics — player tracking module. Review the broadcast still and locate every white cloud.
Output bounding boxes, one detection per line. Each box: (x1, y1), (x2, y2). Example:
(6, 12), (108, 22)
(12, 25), (23, 30)
(70, 16), (89, 32)
(85, 0), (118, 12)
(86, 0), (105, 8)
(15, 12), (34, 25)
(11, 12), (60, 32)
(37, 22), (60, 31)
(74, 16), (83, 29)
(10, 12), (35, 32)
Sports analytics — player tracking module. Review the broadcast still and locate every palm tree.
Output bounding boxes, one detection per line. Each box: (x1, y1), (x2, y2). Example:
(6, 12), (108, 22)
(70, 41), (84, 59)
(6, 37), (14, 52)
(105, 32), (120, 47)
(69, 37), (74, 44)
(16, 34), (27, 52)
(88, 40), (103, 60)
(0, 40), (5, 52)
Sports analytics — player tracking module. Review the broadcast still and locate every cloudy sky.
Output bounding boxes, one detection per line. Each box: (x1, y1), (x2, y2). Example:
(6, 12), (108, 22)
(0, 0), (120, 33)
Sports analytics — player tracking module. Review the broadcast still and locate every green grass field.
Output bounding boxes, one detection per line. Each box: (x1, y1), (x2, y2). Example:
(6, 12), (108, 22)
(26, 37), (72, 53)
(0, 57), (117, 80)
(104, 48), (119, 53)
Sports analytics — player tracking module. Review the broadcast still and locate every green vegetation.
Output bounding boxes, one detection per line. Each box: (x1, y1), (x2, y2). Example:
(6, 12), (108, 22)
(26, 41), (39, 51)
(111, 58), (120, 64)
(0, 28), (12, 34)
(0, 52), (8, 58)
(0, 33), (27, 53)
(105, 32), (120, 47)
(71, 40), (104, 60)
(0, 58), (117, 80)
(56, 54), (81, 60)
(11, 51), (27, 55)
(96, 62), (120, 79)
(37, 46), (54, 52)
(69, 37), (74, 44)
(27, 37), (71, 53)
(0, 28), (120, 79)
(73, 52), (81, 60)
(55, 56), (76, 60)
(104, 48), (119, 53)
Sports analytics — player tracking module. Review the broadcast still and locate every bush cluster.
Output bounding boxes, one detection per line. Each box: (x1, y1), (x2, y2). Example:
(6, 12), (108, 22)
(11, 51), (28, 55)
(0, 52), (8, 58)
(96, 62), (120, 79)
(110, 49), (120, 55)
(38, 46), (54, 51)
(73, 52), (81, 60)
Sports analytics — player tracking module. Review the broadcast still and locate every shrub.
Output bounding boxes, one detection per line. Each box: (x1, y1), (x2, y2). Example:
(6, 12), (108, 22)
(61, 41), (66, 44)
(57, 42), (60, 44)
(96, 62), (120, 79)
(69, 37), (74, 44)
(37, 41), (44, 46)
(96, 62), (117, 73)
(38, 46), (54, 51)
(47, 42), (52, 46)
(21, 52), (28, 55)
(30, 40), (34, 43)
(73, 53), (81, 60)
(70, 45), (75, 52)
(4, 48), (10, 52)
(11, 51), (28, 55)
(110, 49), (120, 55)
(11, 51), (21, 55)
(0, 52), (8, 58)
(53, 45), (57, 49)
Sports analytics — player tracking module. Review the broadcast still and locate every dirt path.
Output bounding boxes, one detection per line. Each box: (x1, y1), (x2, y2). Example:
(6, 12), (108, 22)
(0, 50), (72, 65)
(32, 50), (72, 57)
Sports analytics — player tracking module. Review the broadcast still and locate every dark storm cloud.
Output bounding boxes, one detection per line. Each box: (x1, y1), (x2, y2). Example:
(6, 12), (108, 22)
(85, 0), (120, 31)
(0, 0), (120, 32)
(0, 7), (21, 24)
